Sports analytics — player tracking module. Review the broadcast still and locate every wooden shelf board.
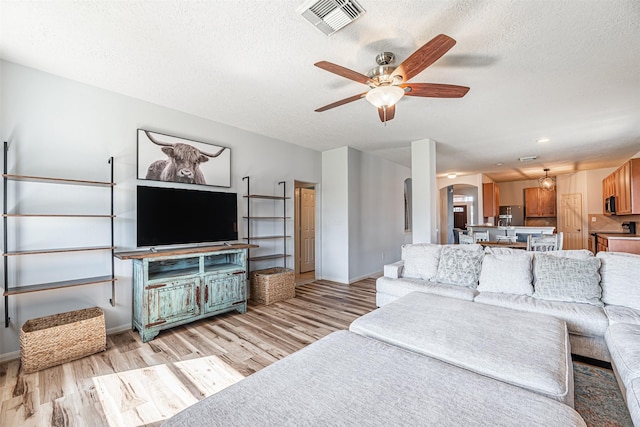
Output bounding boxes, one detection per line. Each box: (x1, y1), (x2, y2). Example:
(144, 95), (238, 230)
(4, 276), (116, 296)
(244, 194), (290, 200)
(3, 173), (115, 187)
(4, 246), (116, 256)
(248, 254), (291, 261)
(4, 213), (115, 218)
(244, 236), (291, 240)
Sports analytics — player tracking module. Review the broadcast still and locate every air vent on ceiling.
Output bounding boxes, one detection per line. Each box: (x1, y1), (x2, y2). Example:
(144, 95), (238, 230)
(519, 155), (538, 162)
(297, 0), (365, 36)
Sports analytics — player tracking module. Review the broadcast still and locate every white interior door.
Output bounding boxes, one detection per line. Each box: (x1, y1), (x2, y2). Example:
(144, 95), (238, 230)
(300, 188), (315, 273)
(560, 193), (583, 250)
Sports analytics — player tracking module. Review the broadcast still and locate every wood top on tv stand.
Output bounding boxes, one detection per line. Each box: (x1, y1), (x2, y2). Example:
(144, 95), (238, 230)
(114, 243), (258, 260)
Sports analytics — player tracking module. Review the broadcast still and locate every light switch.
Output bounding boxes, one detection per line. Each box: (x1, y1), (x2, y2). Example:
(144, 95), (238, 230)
(592, 217), (596, 222)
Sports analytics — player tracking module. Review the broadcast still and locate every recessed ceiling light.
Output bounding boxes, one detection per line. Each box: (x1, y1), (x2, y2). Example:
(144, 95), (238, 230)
(536, 138), (550, 143)
(495, 162), (504, 166)
(447, 173), (457, 179)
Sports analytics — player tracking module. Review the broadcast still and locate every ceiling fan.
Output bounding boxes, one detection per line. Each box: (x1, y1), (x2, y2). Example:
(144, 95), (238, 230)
(314, 34), (470, 123)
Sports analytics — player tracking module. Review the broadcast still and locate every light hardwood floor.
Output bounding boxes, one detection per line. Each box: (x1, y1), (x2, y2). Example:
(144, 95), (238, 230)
(0, 278), (377, 427)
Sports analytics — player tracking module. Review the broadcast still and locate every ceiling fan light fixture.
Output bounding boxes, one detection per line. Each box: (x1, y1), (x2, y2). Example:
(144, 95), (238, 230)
(365, 85), (404, 108)
(538, 168), (555, 191)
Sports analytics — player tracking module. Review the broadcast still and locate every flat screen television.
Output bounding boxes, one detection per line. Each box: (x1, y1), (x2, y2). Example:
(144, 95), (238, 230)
(137, 185), (238, 247)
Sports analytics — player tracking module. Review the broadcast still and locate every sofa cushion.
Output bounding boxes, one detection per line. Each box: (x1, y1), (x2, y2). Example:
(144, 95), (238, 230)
(533, 253), (602, 306)
(605, 305), (640, 326)
(474, 292), (608, 337)
(350, 292), (574, 406)
(434, 246), (484, 288)
(401, 243), (441, 280)
(598, 252), (640, 310)
(627, 377), (640, 427)
(478, 251), (533, 295)
(376, 276), (477, 302)
(605, 323), (640, 388)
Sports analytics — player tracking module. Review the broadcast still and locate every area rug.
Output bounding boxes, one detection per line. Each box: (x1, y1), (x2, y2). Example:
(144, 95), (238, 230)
(574, 361), (632, 427)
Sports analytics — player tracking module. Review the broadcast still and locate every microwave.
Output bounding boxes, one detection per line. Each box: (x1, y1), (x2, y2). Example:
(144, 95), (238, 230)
(605, 196), (616, 214)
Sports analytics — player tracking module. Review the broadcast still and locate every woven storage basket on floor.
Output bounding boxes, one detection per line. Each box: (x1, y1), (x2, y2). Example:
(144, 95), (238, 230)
(250, 267), (295, 305)
(20, 307), (106, 373)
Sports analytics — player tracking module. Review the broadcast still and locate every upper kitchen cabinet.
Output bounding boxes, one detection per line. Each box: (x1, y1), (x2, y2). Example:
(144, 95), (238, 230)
(525, 187), (556, 218)
(603, 158), (640, 215)
(483, 183), (500, 218)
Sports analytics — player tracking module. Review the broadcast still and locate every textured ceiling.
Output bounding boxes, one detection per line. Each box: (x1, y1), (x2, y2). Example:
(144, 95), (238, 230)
(1, 0), (639, 182)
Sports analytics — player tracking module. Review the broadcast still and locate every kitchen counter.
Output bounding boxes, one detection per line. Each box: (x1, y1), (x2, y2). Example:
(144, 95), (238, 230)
(596, 233), (640, 240)
(467, 225), (556, 242)
(596, 234), (640, 255)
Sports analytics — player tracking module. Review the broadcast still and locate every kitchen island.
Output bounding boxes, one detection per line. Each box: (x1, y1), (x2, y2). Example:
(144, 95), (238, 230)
(595, 233), (640, 255)
(466, 225), (556, 242)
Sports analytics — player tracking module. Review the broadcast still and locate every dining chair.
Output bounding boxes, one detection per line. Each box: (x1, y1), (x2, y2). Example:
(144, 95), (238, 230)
(459, 234), (475, 244)
(473, 231), (489, 242)
(527, 233), (562, 251)
(496, 227), (517, 243)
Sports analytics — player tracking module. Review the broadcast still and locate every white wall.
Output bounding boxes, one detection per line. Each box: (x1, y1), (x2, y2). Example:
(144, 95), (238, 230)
(321, 148), (349, 283)
(321, 147), (410, 283)
(0, 60), (322, 357)
(585, 167), (615, 213)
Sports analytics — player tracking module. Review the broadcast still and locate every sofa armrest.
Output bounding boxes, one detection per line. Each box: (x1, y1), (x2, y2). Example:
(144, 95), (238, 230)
(384, 261), (405, 279)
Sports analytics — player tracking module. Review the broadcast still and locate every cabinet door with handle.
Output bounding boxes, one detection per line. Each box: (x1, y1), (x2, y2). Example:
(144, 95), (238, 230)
(146, 278), (201, 326)
(204, 274), (245, 312)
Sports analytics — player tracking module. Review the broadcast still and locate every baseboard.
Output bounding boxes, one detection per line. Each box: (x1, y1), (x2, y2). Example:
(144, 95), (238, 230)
(348, 271), (382, 284)
(107, 323), (133, 335)
(0, 350), (20, 364)
(0, 323), (133, 363)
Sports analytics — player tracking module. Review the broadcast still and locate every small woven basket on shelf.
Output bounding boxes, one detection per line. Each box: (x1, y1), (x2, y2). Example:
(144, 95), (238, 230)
(250, 267), (295, 305)
(20, 307), (106, 373)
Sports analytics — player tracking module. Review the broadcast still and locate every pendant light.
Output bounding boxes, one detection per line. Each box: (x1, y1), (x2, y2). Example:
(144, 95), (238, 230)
(538, 168), (555, 191)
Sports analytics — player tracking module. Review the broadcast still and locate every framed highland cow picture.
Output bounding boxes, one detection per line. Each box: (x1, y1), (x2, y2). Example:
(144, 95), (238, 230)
(137, 129), (231, 188)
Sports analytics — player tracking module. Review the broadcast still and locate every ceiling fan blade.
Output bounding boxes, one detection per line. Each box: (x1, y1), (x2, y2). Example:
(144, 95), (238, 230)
(378, 105), (396, 122)
(315, 61), (375, 86)
(401, 83), (470, 98)
(391, 34), (457, 82)
(315, 92), (367, 112)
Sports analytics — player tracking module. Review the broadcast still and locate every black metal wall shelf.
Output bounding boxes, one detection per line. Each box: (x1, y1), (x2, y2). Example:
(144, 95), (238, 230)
(3, 141), (116, 327)
(242, 176), (290, 273)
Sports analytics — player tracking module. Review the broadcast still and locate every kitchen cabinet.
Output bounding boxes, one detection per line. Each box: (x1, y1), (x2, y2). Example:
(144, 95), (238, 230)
(525, 187), (556, 218)
(483, 183), (500, 218)
(602, 158), (640, 215)
(596, 234), (640, 255)
(116, 244), (255, 342)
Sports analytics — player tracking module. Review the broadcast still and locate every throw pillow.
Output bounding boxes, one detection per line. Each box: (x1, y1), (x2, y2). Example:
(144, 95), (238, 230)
(434, 246), (484, 288)
(540, 249), (595, 260)
(478, 252), (533, 295)
(402, 244), (441, 280)
(598, 252), (640, 310)
(533, 253), (602, 306)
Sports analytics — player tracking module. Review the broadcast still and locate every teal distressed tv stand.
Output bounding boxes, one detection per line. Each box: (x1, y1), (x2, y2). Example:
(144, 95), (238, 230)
(116, 244), (256, 342)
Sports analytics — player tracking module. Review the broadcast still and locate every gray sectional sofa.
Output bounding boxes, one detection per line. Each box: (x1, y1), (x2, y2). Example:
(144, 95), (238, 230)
(377, 243), (640, 425)
(163, 244), (639, 426)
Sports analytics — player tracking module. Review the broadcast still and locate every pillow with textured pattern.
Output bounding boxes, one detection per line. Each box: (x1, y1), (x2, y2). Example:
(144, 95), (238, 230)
(533, 253), (602, 306)
(435, 246), (484, 288)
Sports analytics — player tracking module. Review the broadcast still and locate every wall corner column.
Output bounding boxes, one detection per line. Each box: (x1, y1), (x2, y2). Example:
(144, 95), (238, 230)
(411, 139), (438, 243)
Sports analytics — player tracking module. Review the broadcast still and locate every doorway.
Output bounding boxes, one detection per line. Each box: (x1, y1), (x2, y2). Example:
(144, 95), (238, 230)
(559, 193), (584, 250)
(294, 181), (316, 285)
(453, 205), (467, 230)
